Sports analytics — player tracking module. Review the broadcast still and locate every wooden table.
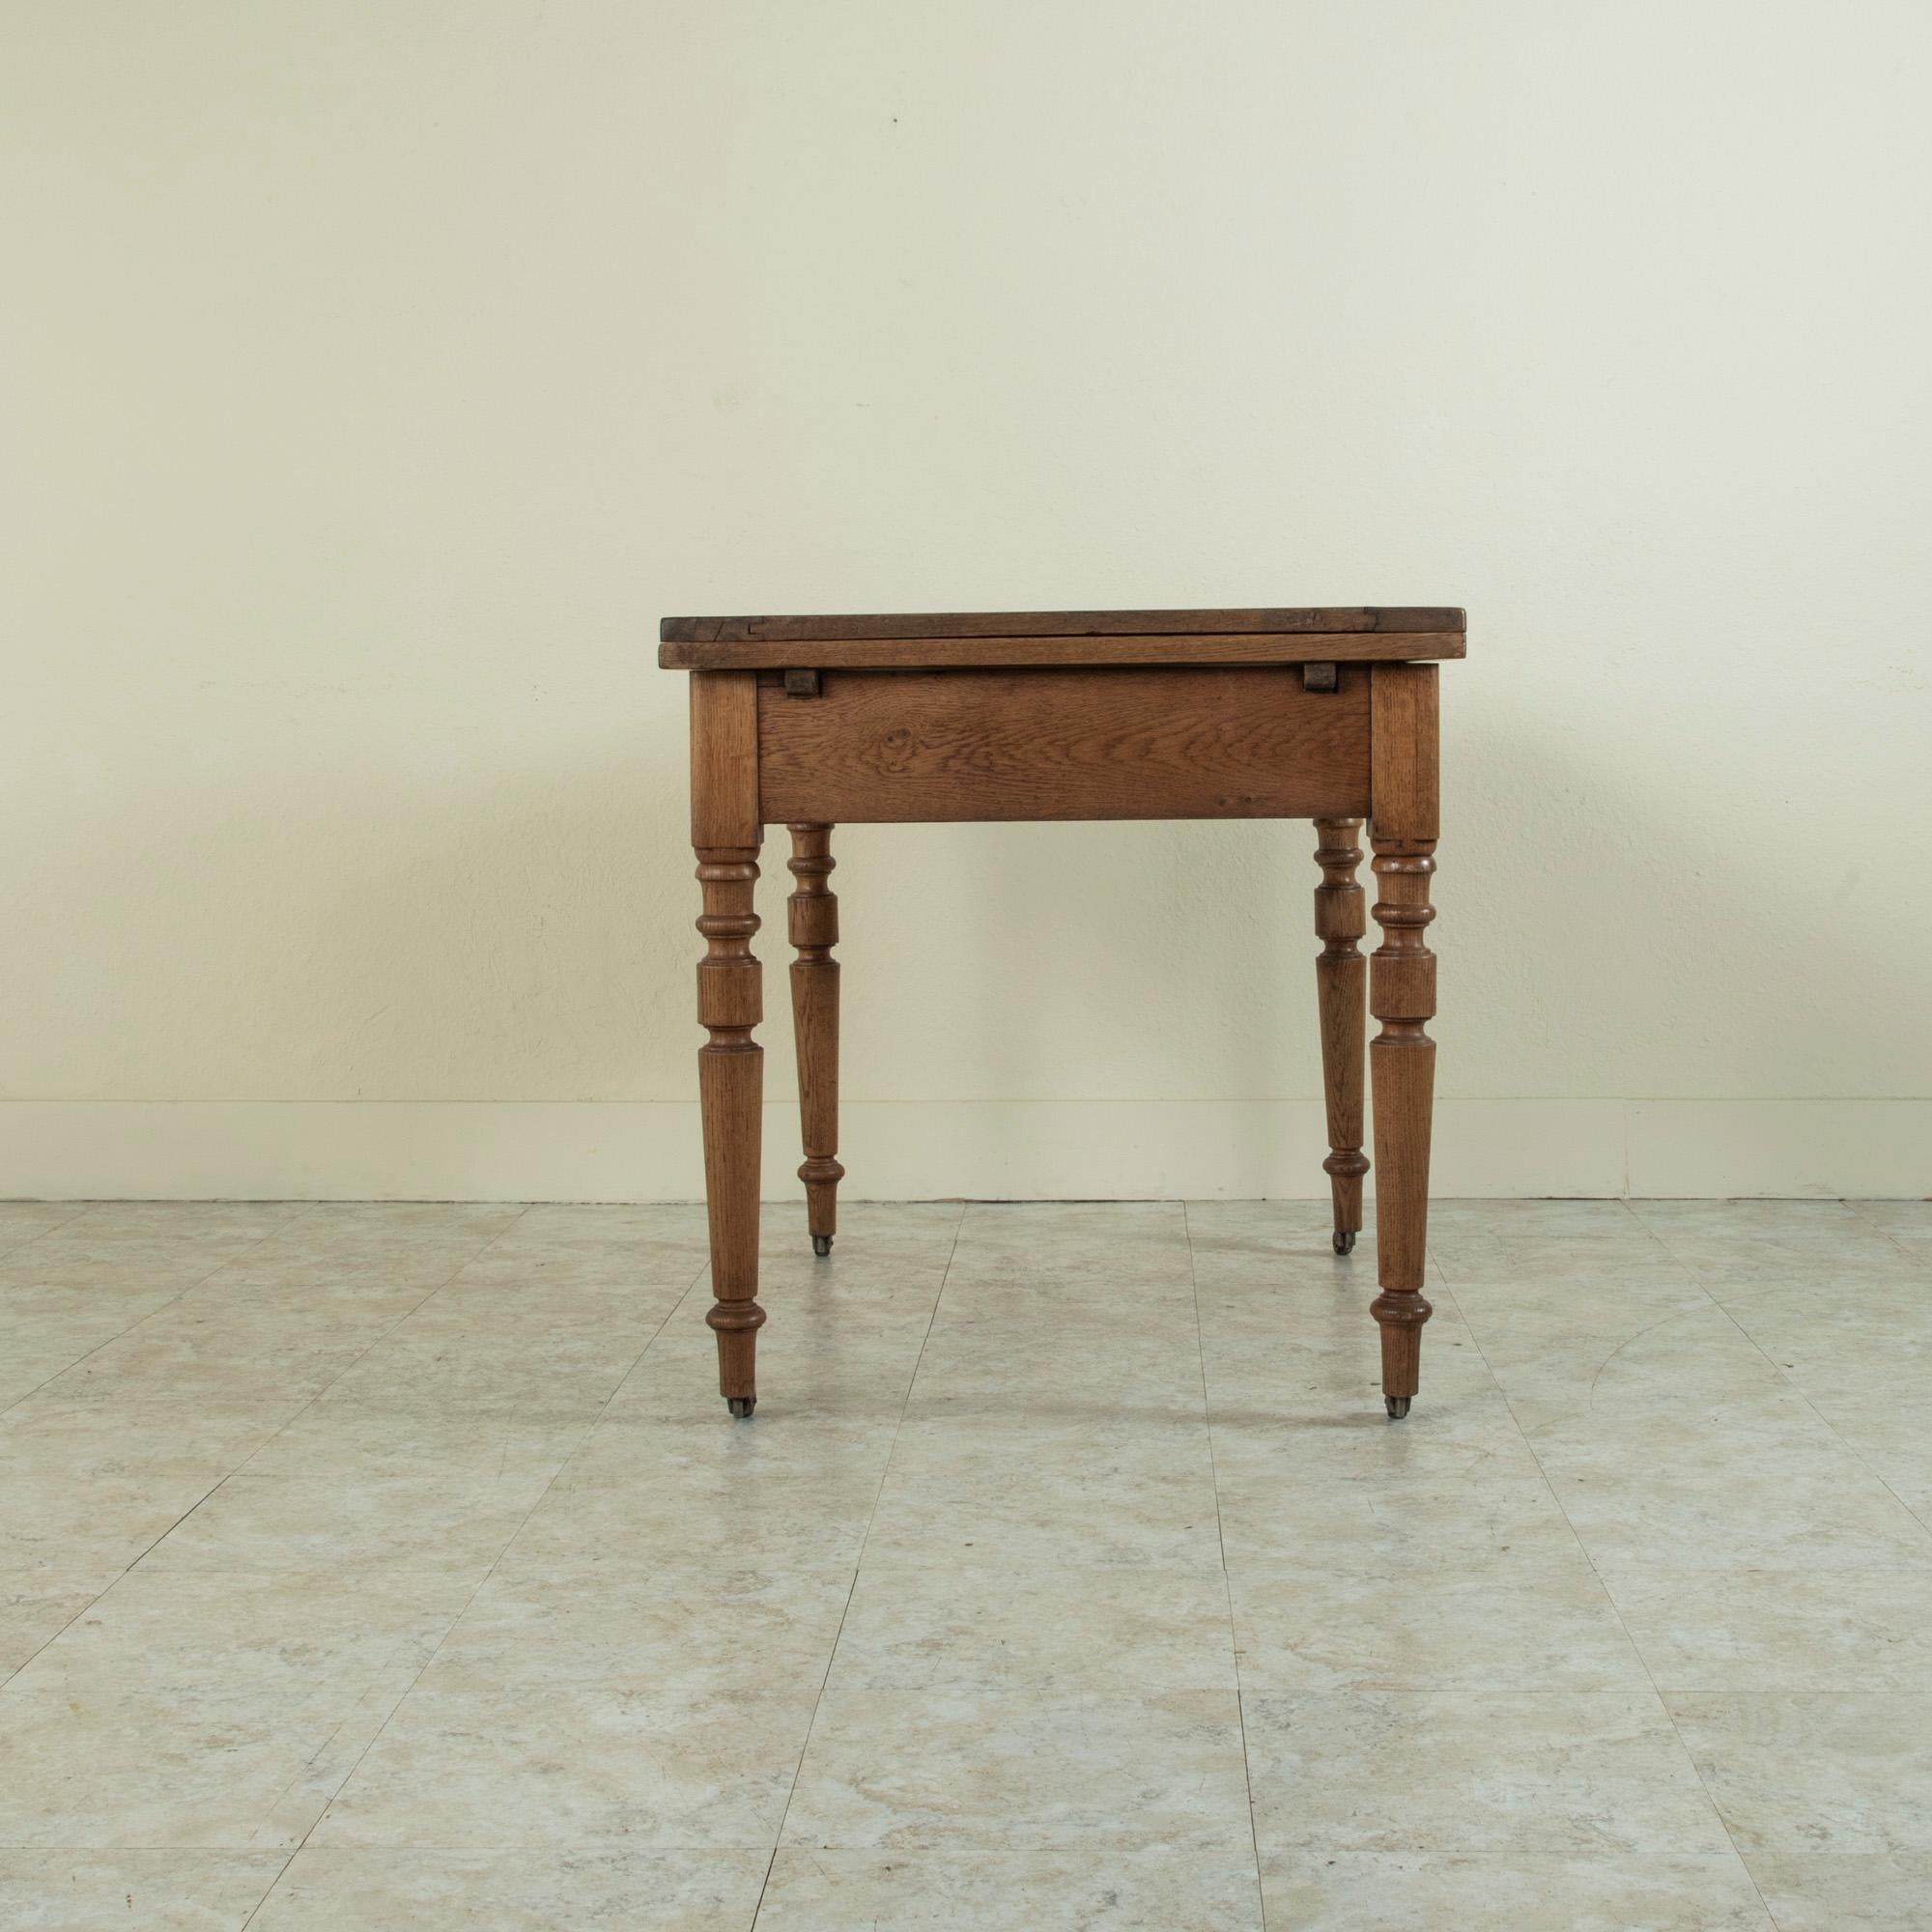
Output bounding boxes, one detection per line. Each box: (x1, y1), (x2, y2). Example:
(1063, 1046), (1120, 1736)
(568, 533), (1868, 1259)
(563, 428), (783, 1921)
(659, 607), (1463, 1420)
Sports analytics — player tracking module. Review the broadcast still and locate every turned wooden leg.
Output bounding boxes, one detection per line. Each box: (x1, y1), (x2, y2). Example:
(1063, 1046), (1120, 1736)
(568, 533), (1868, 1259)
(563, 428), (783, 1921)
(690, 668), (767, 1418)
(1313, 817), (1368, 1255)
(696, 846), (765, 1416)
(1368, 663), (1438, 1419)
(786, 824), (843, 1256)
(1369, 835), (1436, 1414)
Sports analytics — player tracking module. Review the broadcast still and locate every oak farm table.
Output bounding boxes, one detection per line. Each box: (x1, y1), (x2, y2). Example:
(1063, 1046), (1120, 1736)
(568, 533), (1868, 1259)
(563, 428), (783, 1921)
(659, 607), (1463, 1420)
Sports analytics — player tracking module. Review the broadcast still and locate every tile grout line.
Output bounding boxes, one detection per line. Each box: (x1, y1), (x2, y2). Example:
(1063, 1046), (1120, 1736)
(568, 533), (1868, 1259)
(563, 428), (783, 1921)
(239, 1217), (713, 1925)
(1846, 1197), (1929, 1264)
(746, 1199), (968, 1928)
(202, 1206), (556, 1929)
(0, 1204), (344, 1695)
(593, 1242), (726, 1410)
(5, 1202), (415, 1915)
(0, 1201), (91, 1249)
(8, 1199), (1918, 1918)
(1444, 1252), (1781, 1926)
(110, 1205), (540, 1596)
(1, 1204), (325, 1419)
(1670, 1208), (1932, 1546)
(1182, 1199), (1270, 1932)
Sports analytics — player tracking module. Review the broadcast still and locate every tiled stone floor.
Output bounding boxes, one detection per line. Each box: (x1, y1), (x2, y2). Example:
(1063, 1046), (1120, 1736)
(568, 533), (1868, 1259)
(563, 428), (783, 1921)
(3, 1197), (1931, 1929)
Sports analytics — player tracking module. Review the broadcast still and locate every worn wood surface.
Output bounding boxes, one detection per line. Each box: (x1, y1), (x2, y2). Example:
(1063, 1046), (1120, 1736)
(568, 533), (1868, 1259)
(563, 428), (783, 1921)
(664, 606), (1463, 643)
(663, 628), (1463, 670)
(688, 671), (760, 849)
(1367, 662), (1439, 1410)
(1313, 818), (1369, 1249)
(1370, 659), (1441, 844)
(785, 824), (842, 1253)
(757, 666), (1371, 824)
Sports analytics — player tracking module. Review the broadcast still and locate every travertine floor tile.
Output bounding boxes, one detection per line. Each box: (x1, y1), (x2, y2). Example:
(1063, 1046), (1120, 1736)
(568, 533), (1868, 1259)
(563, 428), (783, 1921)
(1432, 1200), (1652, 1237)
(1243, 1690), (1733, 1856)
(1227, 1545), (1647, 1691)
(425, 1555), (854, 1692)
(437, 1203), (715, 1303)
(486, 1199), (714, 1255)
(1196, 1289), (1498, 1415)
(1433, 1231), (1679, 1285)
(0, 1576), (105, 1680)
(608, 1273), (942, 1423)
(1184, 1194), (1380, 1263)
(307, 1310), (647, 1420)
(0, 1203), (89, 1254)
(9, 1568), (463, 1732)
(1630, 1200), (1923, 1290)
(1799, 1392), (1932, 1522)
(248, 1847), (768, 1930)
(866, 1413), (1223, 1570)
(905, 1298), (1207, 1420)
(957, 1200), (1188, 1272)
(1634, 1199), (1871, 1238)
(1260, 1850), (1774, 1930)
(5, 1197), (1928, 1925)
(140, 1467), (548, 1581)
(1207, 1374), (1548, 1498)
(1457, 1286), (1799, 1442)
(0, 1852), (285, 1930)
(758, 1845), (1264, 1929)
(0, 1396), (297, 1572)
(0, 1204), (304, 1290)
(1744, 1850), (1932, 1930)
(1602, 1554), (1932, 1690)
(1664, 1690), (1932, 1854)
(140, 1409), (582, 1579)
(0, 1277), (184, 1333)
(1207, 1384), (1529, 1478)
(781, 1689), (1251, 1853)
(0, 1684), (336, 1848)
(0, 1352), (86, 1412)
(1532, 1398), (1932, 1570)
(440, 1244), (703, 1296)
(1719, 1277), (1932, 1400)
(763, 1198), (965, 1266)
(1853, 1200), (1932, 1245)
(315, 1683), (817, 1848)
(1424, 1199), (1672, 1284)
(1211, 1455), (1577, 1571)
(240, 1401), (589, 1481)
(0, 1280), (187, 1406)
(511, 1414), (896, 1573)
(40, 1279), (423, 1406)
(828, 1560), (1237, 1692)
(212, 1203), (525, 1289)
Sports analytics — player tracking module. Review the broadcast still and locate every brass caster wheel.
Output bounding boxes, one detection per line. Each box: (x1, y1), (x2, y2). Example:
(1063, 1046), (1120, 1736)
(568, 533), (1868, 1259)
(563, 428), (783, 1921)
(1333, 1230), (1355, 1256)
(811, 1235), (833, 1258)
(1385, 1395), (1411, 1420)
(727, 1396), (756, 1419)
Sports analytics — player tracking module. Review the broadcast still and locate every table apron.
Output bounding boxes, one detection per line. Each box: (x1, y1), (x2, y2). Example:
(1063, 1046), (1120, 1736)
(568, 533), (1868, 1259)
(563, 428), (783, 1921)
(754, 665), (1372, 824)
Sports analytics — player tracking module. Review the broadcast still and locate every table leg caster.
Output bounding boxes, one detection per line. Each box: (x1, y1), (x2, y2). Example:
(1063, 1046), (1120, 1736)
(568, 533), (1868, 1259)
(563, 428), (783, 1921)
(1333, 1230), (1355, 1255)
(727, 1396), (756, 1418)
(811, 1235), (833, 1258)
(1385, 1395), (1410, 1420)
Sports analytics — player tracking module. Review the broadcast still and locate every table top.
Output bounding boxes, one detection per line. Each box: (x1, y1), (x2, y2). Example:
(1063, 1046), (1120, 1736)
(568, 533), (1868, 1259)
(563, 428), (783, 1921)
(659, 607), (1465, 669)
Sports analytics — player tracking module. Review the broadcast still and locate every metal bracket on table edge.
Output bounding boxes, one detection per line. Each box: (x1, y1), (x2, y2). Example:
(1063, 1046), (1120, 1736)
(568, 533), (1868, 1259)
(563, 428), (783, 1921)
(782, 668), (822, 697)
(1301, 662), (1338, 694)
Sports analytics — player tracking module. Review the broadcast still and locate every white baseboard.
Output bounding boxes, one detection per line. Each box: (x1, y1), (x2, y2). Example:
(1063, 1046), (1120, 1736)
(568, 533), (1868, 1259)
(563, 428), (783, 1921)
(0, 1098), (1924, 1201)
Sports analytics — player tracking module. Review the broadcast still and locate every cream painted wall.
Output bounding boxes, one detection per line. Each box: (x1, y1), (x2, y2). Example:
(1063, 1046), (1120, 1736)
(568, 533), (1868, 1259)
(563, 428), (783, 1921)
(4, 1), (1929, 1198)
